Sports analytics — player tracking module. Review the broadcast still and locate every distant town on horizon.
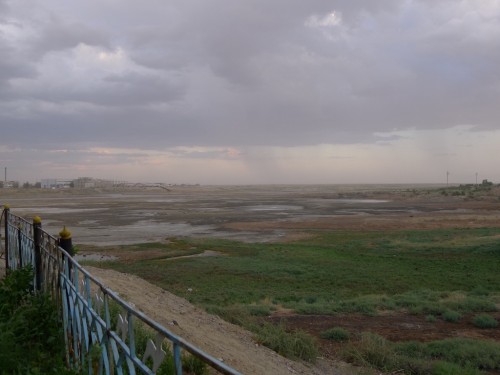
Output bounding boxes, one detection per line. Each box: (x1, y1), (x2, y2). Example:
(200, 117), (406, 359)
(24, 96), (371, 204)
(0, 175), (496, 190)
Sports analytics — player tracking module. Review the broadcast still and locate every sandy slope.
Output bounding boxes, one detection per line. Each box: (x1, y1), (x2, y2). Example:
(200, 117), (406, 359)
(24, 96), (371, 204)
(85, 266), (359, 375)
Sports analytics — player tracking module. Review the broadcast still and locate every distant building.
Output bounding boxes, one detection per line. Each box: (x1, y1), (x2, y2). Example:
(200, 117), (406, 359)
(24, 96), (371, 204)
(73, 177), (115, 189)
(41, 179), (57, 189)
(73, 177), (94, 189)
(41, 177), (128, 189)
(41, 179), (72, 189)
(2, 181), (19, 188)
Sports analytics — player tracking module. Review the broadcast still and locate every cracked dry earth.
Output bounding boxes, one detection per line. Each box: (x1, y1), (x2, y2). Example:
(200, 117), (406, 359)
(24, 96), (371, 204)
(85, 266), (362, 375)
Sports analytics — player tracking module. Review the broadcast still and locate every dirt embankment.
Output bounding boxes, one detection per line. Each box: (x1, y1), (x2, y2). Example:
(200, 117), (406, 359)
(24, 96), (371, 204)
(85, 266), (363, 375)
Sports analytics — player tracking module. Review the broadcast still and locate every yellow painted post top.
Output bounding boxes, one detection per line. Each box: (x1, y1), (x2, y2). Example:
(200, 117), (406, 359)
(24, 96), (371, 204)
(33, 216), (42, 224)
(59, 226), (72, 240)
(3, 204), (10, 209)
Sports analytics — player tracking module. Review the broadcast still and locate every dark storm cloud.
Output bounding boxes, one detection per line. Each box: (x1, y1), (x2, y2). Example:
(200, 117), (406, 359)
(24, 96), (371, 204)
(32, 18), (110, 56)
(8, 71), (186, 108)
(0, 47), (36, 84)
(2, 0), (500, 152)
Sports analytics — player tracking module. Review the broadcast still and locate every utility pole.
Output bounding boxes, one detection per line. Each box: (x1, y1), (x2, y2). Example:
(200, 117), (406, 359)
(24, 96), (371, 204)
(475, 172), (478, 186)
(446, 171), (449, 186)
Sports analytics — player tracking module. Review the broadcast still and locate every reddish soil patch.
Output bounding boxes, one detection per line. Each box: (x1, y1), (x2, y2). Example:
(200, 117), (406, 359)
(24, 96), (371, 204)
(266, 312), (500, 359)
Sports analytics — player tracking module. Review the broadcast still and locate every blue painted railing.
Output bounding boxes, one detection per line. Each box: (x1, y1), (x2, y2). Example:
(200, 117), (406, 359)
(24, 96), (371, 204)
(2, 208), (241, 375)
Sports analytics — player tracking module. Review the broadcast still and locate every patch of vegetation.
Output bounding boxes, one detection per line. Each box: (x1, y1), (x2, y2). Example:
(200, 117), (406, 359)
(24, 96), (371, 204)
(95, 227), (500, 366)
(247, 304), (273, 316)
(256, 322), (318, 362)
(442, 310), (461, 323)
(0, 269), (208, 375)
(320, 327), (351, 342)
(472, 314), (498, 329)
(182, 355), (208, 375)
(286, 290), (497, 317)
(425, 314), (437, 323)
(100, 228), (500, 313)
(0, 266), (77, 374)
(438, 180), (495, 199)
(399, 337), (500, 372)
(342, 333), (500, 374)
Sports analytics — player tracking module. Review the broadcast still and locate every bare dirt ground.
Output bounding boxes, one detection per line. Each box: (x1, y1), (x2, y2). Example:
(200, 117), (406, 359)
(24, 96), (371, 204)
(2, 184), (500, 374)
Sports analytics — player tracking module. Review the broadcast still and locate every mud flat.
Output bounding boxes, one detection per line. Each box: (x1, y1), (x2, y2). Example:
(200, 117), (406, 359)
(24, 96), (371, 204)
(2, 184), (500, 245)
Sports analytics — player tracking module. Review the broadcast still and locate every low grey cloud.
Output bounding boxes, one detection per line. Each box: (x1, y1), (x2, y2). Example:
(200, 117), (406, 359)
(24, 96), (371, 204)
(32, 18), (110, 57)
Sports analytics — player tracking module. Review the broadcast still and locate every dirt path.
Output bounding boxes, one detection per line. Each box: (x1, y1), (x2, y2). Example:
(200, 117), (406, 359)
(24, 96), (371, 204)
(85, 266), (361, 375)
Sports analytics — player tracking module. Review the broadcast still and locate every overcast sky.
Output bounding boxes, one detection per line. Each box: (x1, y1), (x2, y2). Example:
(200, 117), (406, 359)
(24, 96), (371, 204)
(1, 0), (499, 185)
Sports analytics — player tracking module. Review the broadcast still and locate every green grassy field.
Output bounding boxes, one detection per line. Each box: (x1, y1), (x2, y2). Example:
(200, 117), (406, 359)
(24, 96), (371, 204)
(88, 228), (500, 373)
(93, 228), (500, 315)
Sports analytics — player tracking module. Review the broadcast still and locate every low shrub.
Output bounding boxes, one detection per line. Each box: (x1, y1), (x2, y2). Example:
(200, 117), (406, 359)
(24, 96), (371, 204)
(256, 322), (318, 362)
(182, 355), (208, 375)
(426, 314), (437, 323)
(423, 338), (500, 371)
(0, 266), (76, 374)
(247, 304), (272, 316)
(342, 333), (425, 372)
(292, 289), (499, 318)
(431, 361), (479, 375)
(472, 314), (498, 328)
(442, 310), (461, 322)
(470, 286), (490, 296)
(320, 327), (351, 342)
(341, 333), (499, 374)
(304, 296), (317, 304)
(446, 296), (497, 313)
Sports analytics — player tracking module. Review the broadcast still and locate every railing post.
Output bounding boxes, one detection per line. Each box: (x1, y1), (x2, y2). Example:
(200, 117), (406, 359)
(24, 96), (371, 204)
(174, 343), (182, 375)
(3, 205), (9, 271)
(59, 226), (73, 281)
(33, 216), (42, 291)
(17, 223), (22, 269)
(59, 226), (73, 256)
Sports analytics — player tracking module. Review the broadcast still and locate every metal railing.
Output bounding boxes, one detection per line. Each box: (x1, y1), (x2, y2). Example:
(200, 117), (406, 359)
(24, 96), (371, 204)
(2, 207), (241, 375)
